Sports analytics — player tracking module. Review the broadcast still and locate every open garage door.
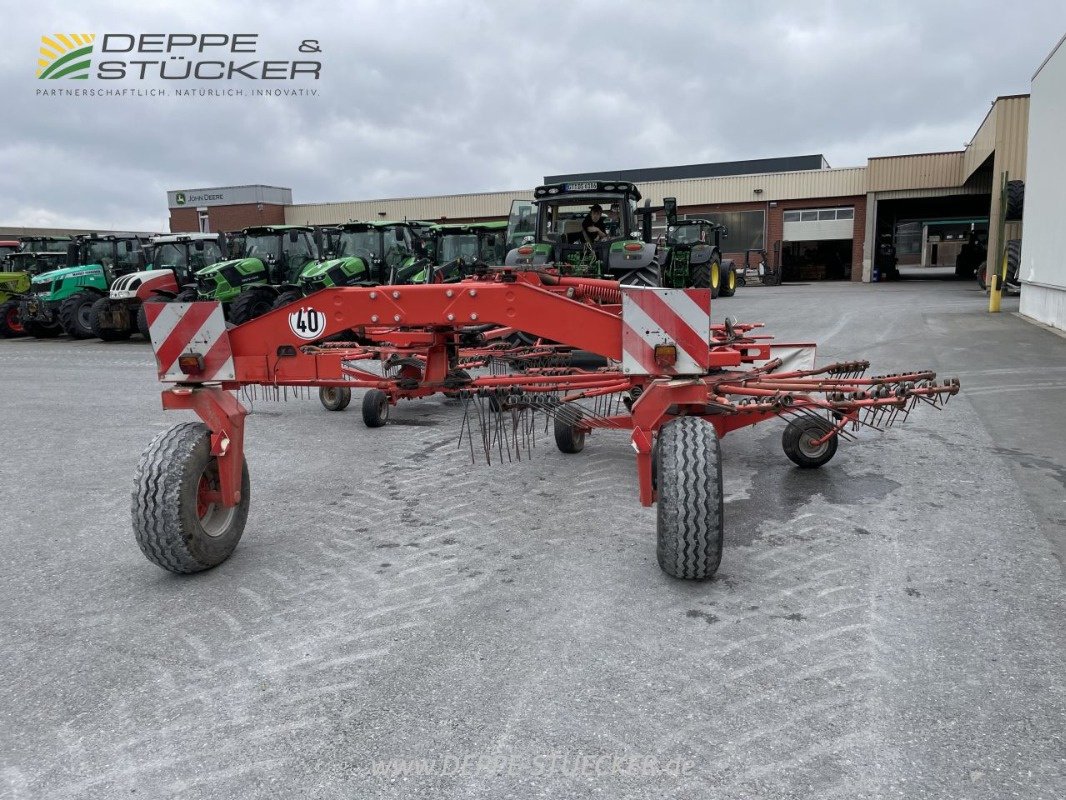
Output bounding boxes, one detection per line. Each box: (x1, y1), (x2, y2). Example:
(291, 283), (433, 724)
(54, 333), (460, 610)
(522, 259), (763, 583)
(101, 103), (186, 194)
(874, 194), (992, 282)
(781, 206), (854, 281)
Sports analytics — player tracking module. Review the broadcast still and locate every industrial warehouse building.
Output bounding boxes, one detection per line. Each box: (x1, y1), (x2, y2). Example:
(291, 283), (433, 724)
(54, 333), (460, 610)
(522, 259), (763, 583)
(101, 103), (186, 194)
(1019, 34), (1066, 333)
(166, 94), (1030, 285)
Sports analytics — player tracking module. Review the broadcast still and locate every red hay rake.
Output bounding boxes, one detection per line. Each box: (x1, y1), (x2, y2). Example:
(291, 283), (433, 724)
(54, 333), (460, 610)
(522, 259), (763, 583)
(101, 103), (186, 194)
(134, 269), (960, 579)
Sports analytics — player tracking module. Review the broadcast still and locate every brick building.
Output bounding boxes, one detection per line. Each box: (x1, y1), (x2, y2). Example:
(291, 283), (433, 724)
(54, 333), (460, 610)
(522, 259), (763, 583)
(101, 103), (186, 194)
(167, 185), (292, 233)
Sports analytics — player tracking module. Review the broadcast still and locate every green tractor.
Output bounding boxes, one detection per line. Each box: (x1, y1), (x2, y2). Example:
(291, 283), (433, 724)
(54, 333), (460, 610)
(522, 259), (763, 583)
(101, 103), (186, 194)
(0, 237), (71, 337)
(90, 233), (226, 341)
(659, 197), (737, 298)
(400, 220), (508, 283)
(189, 225), (319, 323)
(286, 221), (424, 304)
(20, 233), (151, 339)
(504, 181), (660, 285)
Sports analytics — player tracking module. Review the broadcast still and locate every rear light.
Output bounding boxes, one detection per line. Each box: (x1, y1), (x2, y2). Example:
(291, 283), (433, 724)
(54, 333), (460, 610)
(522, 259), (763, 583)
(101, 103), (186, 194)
(178, 353), (205, 374)
(517, 245), (534, 255)
(624, 242), (643, 252)
(654, 345), (677, 367)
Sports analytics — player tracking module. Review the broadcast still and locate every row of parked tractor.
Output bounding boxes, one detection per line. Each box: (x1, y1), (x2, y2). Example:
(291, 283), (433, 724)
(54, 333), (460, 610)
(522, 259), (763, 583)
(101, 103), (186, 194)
(0, 180), (774, 342)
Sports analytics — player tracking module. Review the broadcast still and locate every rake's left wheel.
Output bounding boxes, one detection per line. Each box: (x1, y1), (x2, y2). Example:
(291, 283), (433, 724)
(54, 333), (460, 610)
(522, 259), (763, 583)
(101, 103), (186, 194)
(655, 417), (724, 580)
(553, 406), (586, 454)
(319, 386), (352, 411)
(782, 417), (838, 468)
(132, 422), (250, 574)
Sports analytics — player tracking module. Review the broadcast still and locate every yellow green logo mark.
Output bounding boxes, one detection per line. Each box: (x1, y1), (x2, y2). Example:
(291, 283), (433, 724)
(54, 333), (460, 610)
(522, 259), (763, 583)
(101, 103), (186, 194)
(38, 34), (96, 80)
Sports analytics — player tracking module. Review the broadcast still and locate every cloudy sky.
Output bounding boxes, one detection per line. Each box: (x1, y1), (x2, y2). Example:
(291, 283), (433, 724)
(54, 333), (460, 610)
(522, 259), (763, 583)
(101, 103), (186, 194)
(3, 1), (1064, 231)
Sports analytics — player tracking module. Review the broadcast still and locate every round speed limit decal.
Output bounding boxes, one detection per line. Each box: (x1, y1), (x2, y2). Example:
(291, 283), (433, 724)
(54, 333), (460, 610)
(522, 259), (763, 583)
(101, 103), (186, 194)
(288, 307), (327, 340)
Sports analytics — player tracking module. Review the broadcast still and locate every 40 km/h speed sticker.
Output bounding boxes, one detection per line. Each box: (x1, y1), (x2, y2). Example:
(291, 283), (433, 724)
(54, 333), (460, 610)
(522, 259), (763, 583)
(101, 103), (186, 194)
(288, 307), (327, 340)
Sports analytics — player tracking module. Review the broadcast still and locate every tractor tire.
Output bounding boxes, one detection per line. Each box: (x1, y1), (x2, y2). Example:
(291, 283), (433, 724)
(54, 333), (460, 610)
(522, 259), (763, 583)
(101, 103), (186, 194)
(691, 255), (722, 297)
(319, 386), (352, 411)
(229, 288), (276, 325)
(1004, 239), (1022, 286)
(0, 300), (25, 338)
(89, 297), (132, 341)
(361, 388), (390, 428)
(132, 421), (250, 574)
(655, 416), (724, 580)
(137, 296), (166, 339)
(782, 417), (838, 468)
(553, 405), (586, 454)
(1005, 179), (1024, 221)
(173, 288), (200, 303)
(718, 261), (738, 297)
(59, 290), (102, 339)
(763, 267), (782, 286)
(272, 289), (303, 310)
(617, 259), (661, 287)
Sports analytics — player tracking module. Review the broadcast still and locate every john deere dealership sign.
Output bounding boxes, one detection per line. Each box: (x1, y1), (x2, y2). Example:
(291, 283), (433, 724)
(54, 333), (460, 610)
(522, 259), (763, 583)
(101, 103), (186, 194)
(167, 186), (292, 209)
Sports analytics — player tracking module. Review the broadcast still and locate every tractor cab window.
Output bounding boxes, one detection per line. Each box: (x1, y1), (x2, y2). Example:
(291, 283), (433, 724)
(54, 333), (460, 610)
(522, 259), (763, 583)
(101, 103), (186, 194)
(154, 243), (188, 269)
(192, 241), (223, 269)
(86, 240), (115, 266)
(439, 234), (478, 263)
(244, 236), (281, 262)
(114, 240), (143, 270)
(282, 232), (315, 262)
(382, 227), (413, 269)
(336, 230), (378, 260)
(669, 225), (703, 245)
(506, 201), (538, 249)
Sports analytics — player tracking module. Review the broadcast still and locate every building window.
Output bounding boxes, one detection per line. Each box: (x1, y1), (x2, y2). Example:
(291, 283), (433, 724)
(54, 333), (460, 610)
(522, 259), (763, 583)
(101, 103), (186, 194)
(786, 207), (855, 222)
(783, 211), (801, 222)
(837, 208), (854, 220)
(681, 210), (765, 251)
(800, 211), (818, 222)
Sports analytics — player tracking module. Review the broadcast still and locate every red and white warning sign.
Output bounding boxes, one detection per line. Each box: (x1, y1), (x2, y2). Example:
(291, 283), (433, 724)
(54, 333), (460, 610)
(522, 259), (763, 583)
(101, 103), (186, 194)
(620, 287), (712, 375)
(144, 301), (235, 383)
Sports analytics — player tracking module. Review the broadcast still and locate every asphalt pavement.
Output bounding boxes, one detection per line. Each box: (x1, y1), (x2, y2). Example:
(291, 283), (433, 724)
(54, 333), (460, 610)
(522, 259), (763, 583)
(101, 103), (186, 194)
(1, 275), (1063, 799)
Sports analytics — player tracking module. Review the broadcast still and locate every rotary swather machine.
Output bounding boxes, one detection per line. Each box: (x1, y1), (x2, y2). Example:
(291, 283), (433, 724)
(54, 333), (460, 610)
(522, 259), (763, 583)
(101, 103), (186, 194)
(134, 268), (960, 579)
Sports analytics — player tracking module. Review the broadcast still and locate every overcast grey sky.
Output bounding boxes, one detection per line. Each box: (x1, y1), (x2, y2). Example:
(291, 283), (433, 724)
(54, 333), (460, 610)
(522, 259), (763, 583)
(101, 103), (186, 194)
(3, 1), (1064, 231)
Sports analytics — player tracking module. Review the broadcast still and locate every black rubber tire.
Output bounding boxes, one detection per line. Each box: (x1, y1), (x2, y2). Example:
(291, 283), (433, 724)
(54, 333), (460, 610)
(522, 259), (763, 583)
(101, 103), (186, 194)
(691, 255), (722, 297)
(137, 296), (166, 339)
(976, 261), (989, 291)
(1005, 179), (1024, 221)
(553, 405), (586, 454)
(782, 417), (838, 468)
(1004, 239), (1022, 286)
(617, 259), (660, 288)
(655, 416), (724, 580)
(0, 299), (25, 338)
(320, 386), (352, 411)
(59, 290), (102, 339)
(361, 388), (390, 427)
(173, 288), (200, 303)
(229, 288), (276, 325)
(132, 421), (250, 573)
(89, 296), (132, 341)
(272, 289), (303, 310)
(718, 261), (737, 297)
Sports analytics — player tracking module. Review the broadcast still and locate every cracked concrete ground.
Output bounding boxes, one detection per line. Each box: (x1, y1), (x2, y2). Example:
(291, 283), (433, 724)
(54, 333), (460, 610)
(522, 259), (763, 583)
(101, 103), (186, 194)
(1, 276), (1063, 799)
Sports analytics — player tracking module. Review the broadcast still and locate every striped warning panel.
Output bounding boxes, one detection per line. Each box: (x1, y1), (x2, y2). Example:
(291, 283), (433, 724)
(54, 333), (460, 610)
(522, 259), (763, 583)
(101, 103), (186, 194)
(620, 287), (711, 375)
(145, 301), (234, 382)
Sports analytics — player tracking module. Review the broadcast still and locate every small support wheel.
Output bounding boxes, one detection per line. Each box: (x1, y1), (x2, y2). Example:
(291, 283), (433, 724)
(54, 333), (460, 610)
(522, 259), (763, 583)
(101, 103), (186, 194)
(361, 389), (390, 427)
(655, 417), (724, 580)
(553, 406), (586, 454)
(132, 422), (250, 573)
(782, 417), (838, 468)
(319, 386), (352, 411)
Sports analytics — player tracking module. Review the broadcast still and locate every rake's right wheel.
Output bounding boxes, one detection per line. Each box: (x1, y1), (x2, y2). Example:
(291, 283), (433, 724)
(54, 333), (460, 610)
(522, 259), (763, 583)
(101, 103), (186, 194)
(655, 417), (724, 580)
(361, 389), (390, 428)
(553, 405), (585, 454)
(782, 417), (838, 468)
